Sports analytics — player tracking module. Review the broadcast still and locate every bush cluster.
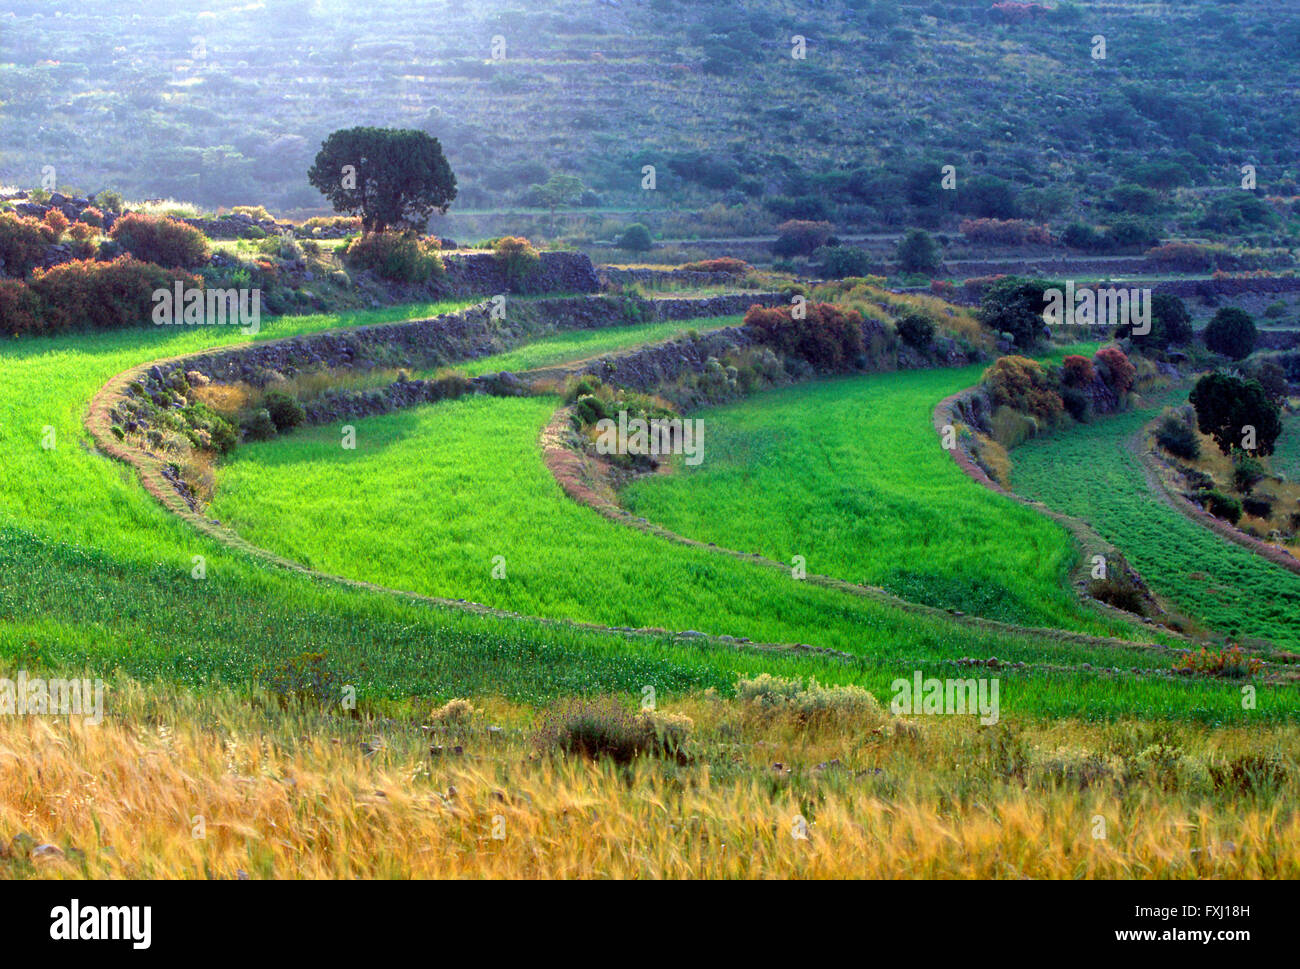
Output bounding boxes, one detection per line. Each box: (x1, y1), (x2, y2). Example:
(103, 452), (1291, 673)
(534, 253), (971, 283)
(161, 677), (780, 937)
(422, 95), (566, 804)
(744, 301), (865, 371)
(343, 231), (444, 283)
(108, 213), (210, 269)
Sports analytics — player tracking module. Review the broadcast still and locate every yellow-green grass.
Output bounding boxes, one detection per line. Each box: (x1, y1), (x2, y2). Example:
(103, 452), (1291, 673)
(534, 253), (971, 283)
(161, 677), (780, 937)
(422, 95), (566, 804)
(623, 354), (1134, 636)
(1011, 388), (1300, 656)
(2, 672), (1296, 879)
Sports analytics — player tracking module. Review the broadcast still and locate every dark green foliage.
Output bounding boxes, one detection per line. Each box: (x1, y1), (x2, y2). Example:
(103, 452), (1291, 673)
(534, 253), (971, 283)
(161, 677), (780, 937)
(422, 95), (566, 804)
(534, 697), (688, 764)
(1155, 415), (1199, 460)
(308, 127), (457, 233)
(1203, 307), (1257, 360)
(978, 276), (1054, 350)
(1116, 293), (1193, 351)
(263, 391), (306, 431)
(1189, 371), (1281, 456)
(240, 408), (278, 442)
(1199, 489), (1243, 525)
(1231, 452), (1266, 495)
(616, 223), (653, 252)
(895, 312), (936, 349)
(895, 228), (942, 273)
(814, 245), (873, 278)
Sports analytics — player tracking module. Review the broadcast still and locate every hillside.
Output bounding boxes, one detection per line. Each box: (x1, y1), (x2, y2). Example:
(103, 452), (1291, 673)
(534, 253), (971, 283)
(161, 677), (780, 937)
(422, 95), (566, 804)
(2, 0), (1298, 247)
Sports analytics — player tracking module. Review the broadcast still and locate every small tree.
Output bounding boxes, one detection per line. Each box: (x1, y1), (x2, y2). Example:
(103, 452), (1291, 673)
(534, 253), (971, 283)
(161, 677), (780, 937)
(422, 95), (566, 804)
(307, 127), (457, 234)
(616, 223), (653, 253)
(895, 228), (942, 274)
(1202, 307), (1257, 360)
(1115, 292), (1192, 350)
(1189, 371), (1282, 457)
(978, 275), (1053, 349)
(528, 173), (586, 218)
(773, 220), (833, 258)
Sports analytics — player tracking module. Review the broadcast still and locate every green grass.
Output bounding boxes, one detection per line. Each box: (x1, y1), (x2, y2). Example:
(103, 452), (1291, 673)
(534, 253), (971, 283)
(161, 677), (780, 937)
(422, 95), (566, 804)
(622, 359), (1138, 637)
(1011, 389), (1300, 655)
(1272, 410), (1300, 482)
(452, 316), (740, 376)
(0, 311), (1288, 722)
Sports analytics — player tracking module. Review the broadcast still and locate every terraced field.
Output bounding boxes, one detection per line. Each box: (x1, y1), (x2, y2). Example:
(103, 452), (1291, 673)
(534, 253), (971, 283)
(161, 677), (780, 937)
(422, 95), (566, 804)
(1011, 390), (1300, 656)
(1274, 411), (1300, 481)
(0, 303), (1288, 723)
(622, 357), (1122, 635)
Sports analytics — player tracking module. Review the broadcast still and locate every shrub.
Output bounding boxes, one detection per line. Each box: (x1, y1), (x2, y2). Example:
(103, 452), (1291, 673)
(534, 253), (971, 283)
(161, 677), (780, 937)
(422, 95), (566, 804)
(262, 391), (306, 431)
(773, 219), (833, 257)
(1199, 489), (1243, 524)
(240, 408), (278, 442)
(1156, 414), (1200, 460)
(93, 189), (124, 215)
(1088, 575), (1146, 615)
(429, 698), (478, 727)
(1060, 354), (1095, 387)
(1242, 495), (1273, 518)
(744, 302), (865, 371)
(978, 276), (1053, 349)
(42, 209), (69, 235)
(0, 213), (55, 277)
(1143, 242), (1214, 273)
(895, 312), (936, 349)
(958, 218), (1051, 246)
(30, 257), (200, 333)
(535, 697), (691, 764)
(77, 206), (104, 228)
(814, 245), (873, 278)
(1093, 346), (1136, 395)
(0, 279), (45, 334)
(616, 222), (653, 252)
(982, 355), (1064, 422)
(343, 231), (444, 283)
(678, 257), (749, 274)
(895, 227), (942, 273)
(733, 673), (883, 726)
(492, 235), (541, 289)
(1203, 307), (1257, 360)
(108, 213), (210, 269)
(1231, 452), (1267, 495)
(231, 204), (273, 221)
(1173, 645), (1261, 678)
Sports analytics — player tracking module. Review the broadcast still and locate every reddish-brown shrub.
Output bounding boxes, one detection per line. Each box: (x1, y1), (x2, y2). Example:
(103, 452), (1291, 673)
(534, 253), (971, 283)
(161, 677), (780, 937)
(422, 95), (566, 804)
(0, 279), (46, 334)
(959, 218), (1052, 246)
(1143, 243), (1214, 273)
(1093, 346), (1136, 395)
(77, 206), (104, 228)
(0, 213), (55, 278)
(1060, 354), (1096, 387)
(983, 355), (1064, 421)
(43, 208), (70, 235)
(109, 213), (210, 269)
(679, 257), (751, 275)
(773, 220), (834, 257)
(929, 279), (957, 297)
(30, 257), (200, 332)
(745, 302), (864, 371)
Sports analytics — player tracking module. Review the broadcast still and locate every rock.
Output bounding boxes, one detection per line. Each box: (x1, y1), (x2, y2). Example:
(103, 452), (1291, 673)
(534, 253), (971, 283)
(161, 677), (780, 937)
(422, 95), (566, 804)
(31, 843), (65, 863)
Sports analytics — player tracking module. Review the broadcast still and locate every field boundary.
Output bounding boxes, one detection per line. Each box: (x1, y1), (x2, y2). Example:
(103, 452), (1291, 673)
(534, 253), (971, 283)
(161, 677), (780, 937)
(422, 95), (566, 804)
(540, 406), (1182, 661)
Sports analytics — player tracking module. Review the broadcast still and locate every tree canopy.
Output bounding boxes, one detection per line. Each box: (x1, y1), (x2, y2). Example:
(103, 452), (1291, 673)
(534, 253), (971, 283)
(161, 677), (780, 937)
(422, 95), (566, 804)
(307, 127), (456, 233)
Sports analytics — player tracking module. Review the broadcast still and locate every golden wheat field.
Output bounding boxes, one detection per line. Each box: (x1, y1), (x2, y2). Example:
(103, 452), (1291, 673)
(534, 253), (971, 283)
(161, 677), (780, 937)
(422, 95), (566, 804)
(1, 676), (1295, 880)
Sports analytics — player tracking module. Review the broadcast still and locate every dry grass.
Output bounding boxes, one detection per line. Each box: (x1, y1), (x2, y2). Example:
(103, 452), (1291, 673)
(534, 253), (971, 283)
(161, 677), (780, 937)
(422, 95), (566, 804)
(1, 675), (1296, 879)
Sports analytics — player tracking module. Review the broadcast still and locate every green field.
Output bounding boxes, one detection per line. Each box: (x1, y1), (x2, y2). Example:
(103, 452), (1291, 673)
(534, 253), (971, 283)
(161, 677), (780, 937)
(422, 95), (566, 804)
(453, 315), (740, 377)
(1273, 411), (1300, 481)
(0, 307), (1288, 722)
(622, 361), (1129, 636)
(1011, 390), (1300, 655)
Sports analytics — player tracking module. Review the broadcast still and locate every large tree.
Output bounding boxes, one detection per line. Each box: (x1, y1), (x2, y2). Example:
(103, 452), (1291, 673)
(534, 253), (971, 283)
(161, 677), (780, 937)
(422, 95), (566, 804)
(1189, 371), (1282, 457)
(1202, 306), (1258, 360)
(307, 127), (456, 233)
